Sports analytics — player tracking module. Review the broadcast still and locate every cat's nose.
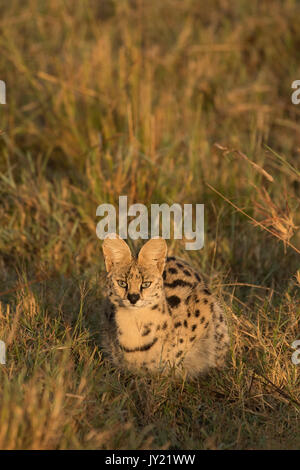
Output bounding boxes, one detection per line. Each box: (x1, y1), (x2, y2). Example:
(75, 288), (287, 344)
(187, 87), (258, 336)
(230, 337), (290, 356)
(127, 293), (140, 304)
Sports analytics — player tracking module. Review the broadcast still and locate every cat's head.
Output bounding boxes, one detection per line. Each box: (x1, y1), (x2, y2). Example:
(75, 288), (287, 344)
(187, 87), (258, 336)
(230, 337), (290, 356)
(102, 234), (167, 309)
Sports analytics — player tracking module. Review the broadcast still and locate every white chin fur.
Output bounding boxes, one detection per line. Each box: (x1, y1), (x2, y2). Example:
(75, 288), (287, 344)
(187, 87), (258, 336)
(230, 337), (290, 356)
(125, 301), (146, 308)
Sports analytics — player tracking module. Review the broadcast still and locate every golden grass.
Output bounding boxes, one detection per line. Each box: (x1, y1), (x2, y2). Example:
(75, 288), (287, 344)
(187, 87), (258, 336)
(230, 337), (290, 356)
(0, 0), (299, 449)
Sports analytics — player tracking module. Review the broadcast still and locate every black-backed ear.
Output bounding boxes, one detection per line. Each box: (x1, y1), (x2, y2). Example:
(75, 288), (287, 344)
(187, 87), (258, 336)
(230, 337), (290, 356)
(137, 237), (167, 274)
(102, 234), (132, 272)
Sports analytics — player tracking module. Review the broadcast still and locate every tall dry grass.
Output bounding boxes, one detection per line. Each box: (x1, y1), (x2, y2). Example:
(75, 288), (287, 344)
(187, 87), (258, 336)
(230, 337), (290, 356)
(0, 0), (299, 449)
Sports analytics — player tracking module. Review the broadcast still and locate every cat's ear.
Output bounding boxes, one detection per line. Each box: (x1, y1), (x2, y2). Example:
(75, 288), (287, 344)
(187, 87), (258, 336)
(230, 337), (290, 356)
(138, 237), (167, 274)
(102, 234), (132, 272)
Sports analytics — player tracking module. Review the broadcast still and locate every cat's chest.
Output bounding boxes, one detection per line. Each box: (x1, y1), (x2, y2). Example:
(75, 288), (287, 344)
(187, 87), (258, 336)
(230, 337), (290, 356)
(115, 306), (163, 349)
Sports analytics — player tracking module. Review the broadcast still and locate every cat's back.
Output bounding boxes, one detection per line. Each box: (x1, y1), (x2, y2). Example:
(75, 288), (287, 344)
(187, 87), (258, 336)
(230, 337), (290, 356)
(163, 255), (229, 374)
(162, 255), (221, 324)
(163, 256), (205, 301)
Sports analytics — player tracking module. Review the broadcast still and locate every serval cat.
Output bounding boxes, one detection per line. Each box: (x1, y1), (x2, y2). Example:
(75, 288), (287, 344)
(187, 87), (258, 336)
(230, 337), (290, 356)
(100, 234), (229, 378)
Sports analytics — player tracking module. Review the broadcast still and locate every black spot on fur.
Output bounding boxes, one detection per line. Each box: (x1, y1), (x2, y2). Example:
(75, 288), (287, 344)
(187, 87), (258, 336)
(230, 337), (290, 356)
(183, 269), (191, 276)
(200, 316), (205, 324)
(151, 304), (159, 310)
(185, 295), (191, 305)
(142, 327), (151, 337)
(167, 256), (176, 261)
(184, 320), (188, 328)
(203, 298), (208, 304)
(203, 288), (211, 296)
(162, 270), (167, 280)
(191, 324), (197, 331)
(165, 279), (193, 289)
(119, 337), (158, 353)
(190, 336), (196, 342)
(195, 273), (201, 282)
(162, 321), (168, 330)
(179, 338), (184, 343)
(174, 321), (182, 328)
(168, 267), (178, 274)
(204, 321), (209, 329)
(195, 309), (200, 318)
(176, 350), (183, 358)
(167, 295), (181, 308)
(176, 262), (184, 268)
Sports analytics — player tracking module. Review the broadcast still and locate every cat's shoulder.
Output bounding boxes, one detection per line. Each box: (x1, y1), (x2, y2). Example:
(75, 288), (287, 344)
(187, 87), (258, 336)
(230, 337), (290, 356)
(163, 256), (204, 286)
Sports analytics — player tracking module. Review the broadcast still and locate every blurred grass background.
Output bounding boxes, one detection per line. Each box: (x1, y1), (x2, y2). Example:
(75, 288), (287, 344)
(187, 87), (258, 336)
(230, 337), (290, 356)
(0, 0), (299, 449)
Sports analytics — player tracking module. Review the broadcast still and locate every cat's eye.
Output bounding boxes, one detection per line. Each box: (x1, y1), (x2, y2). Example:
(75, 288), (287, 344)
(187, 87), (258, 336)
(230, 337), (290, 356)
(117, 280), (127, 288)
(141, 281), (151, 289)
